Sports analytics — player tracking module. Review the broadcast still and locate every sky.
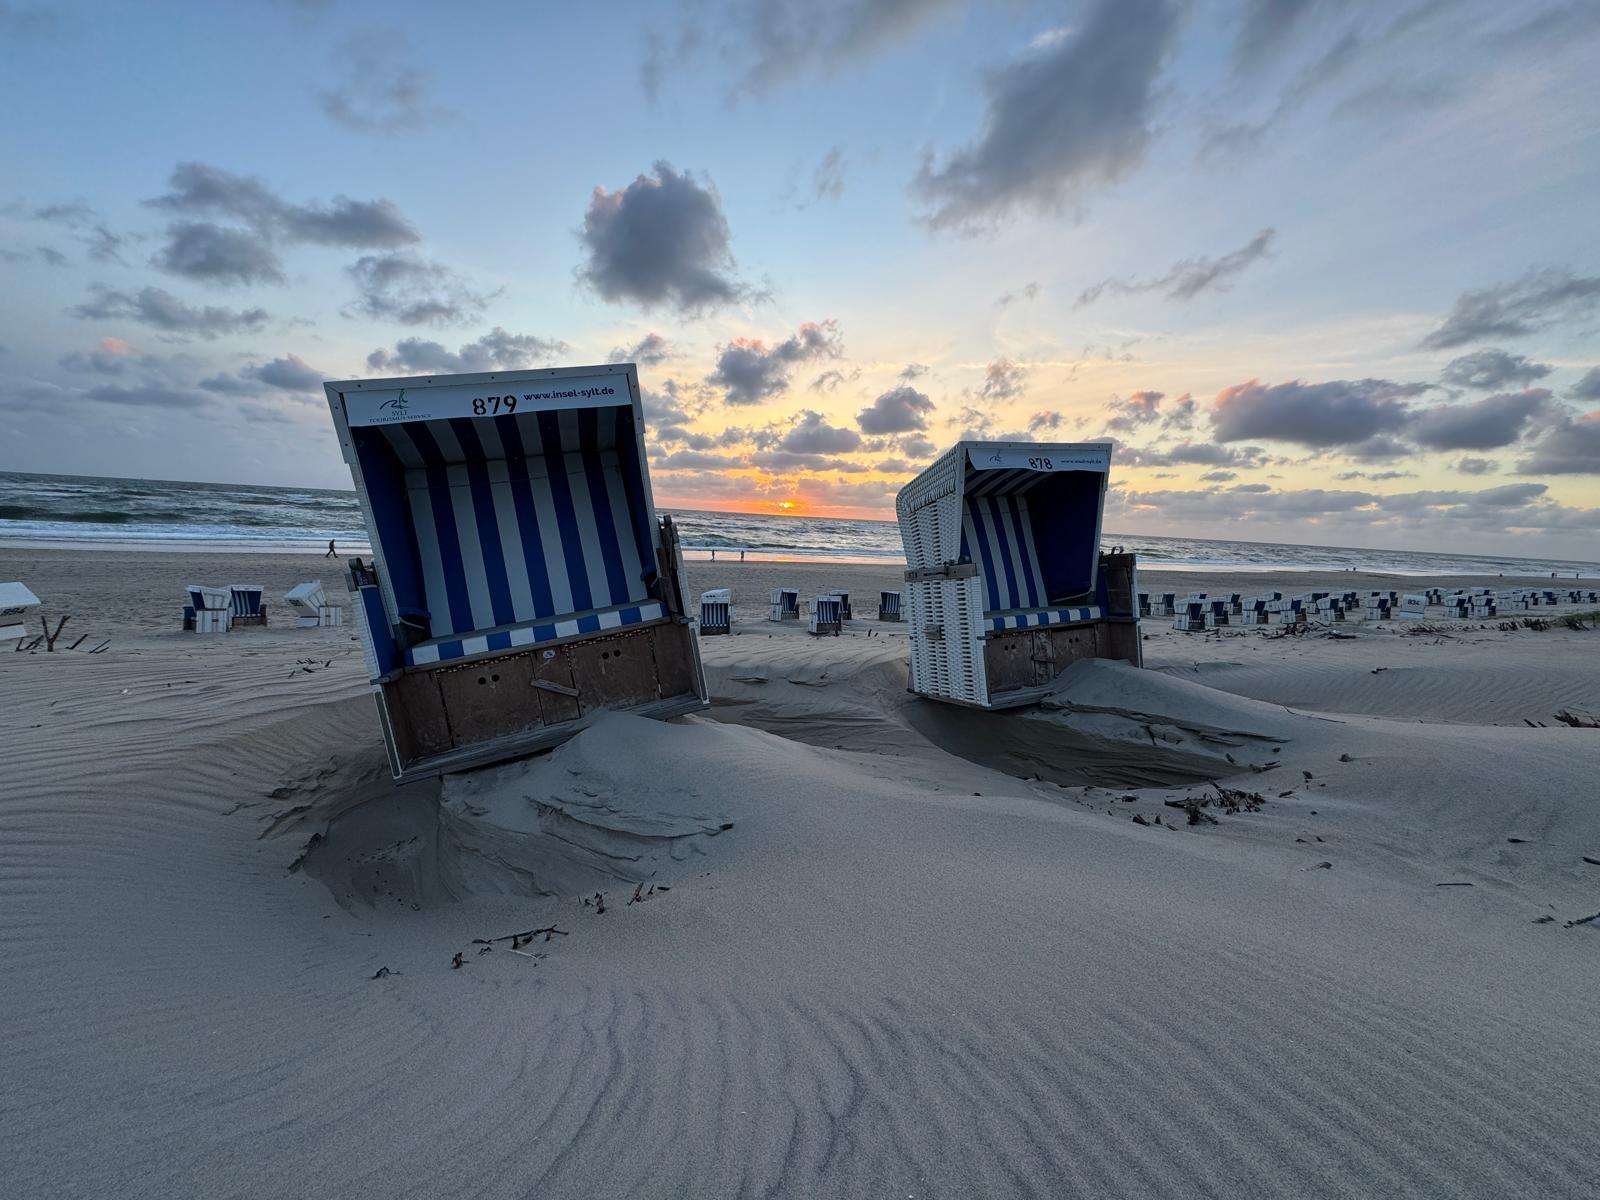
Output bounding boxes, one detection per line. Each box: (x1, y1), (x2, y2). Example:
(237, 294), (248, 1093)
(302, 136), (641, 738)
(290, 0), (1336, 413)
(2, 0), (1598, 558)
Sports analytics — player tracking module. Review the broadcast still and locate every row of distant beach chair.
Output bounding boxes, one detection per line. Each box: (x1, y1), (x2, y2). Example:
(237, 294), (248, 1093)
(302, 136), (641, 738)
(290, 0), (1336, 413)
(183, 582), (345, 634)
(1143, 586), (1600, 631)
(696, 588), (904, 637)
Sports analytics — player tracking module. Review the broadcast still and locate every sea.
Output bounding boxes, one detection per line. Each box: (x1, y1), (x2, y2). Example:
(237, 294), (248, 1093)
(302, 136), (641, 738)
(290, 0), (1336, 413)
(1, 470), (1596, 578)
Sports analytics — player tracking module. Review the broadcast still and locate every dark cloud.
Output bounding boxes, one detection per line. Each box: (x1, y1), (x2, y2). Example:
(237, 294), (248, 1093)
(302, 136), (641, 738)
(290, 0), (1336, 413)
(1421, 268), (1600, 349)
(652, 449), (743, 470)
(778, 410), (862, 455)
(1121, 441), (1267, 468)
(1335, 468), (1415, 481)
(1568, 366), (1600, 402)
(1439, 347), (1552, 390)
(1347, 434), (1414, 461)
(85, 382), (206, 410)
(608, 332), (672, 365)
(1028, 410), (1064, 433)
(980, 358), (1026, 401)
(345, 252), (496, 326)
(82, 224), (130, 264)
(69, 285), (270, 339)
(1516, 409), (1600, 475)
(1104, 389), (1164, 433)
(365, 328), (567, 373)
(707, 320), (842, 405)
(1408, 389), (1551, 451)
(857, 385), (934, 434)
(995, 282), (1040, 309)
(1162, 393), (1197, 430)
(914, 0), (1181, 229)
(152, 221), (285, 286)
(1199, 470), (1237, 482)
(902, 434), (937, 459)
(1077, 228), (1276, 306)
(1211, 377), (1427, 447)
(578, 161), (742, 314)
(249, 354), (323, 391)
(1454, 457), (1498, 476)
(899, 363), (929, 380)
(148, 162), (419, 248)
(810, 369), (850, 392)
(318, 29), (452, 135)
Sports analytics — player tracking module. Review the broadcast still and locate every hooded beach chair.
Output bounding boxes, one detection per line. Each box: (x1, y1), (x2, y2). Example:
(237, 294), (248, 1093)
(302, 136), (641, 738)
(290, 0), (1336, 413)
(699, 589), (732, 635)
(187, 585), (231, 633)
(895, 441), (1141, 709)
(809, 595), (843, 636)
(1, 582), (40, 645)
(285, 581), (342, 628)
(324, 363), (707, 781)
(832, 591), (853, 621)
(878, 590), (903, 621)
(769, 588), (799, 621)
(229, 583), (267, 627)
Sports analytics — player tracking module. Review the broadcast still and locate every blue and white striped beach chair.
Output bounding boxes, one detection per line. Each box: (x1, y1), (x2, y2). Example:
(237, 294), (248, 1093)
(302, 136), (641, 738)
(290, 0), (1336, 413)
(809, 595), (843, 636)
(229, 583), (267, 627)
(878, 590), (903, 621)
(324, 363), (708, 781)
(769, 588), (800, 621)
(699, 589), (731, 635)
(187, 585), (231, 633)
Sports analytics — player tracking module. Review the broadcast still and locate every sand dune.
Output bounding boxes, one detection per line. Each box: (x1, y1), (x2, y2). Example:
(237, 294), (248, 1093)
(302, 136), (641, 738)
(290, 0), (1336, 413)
(4, 550), (1599, 1198)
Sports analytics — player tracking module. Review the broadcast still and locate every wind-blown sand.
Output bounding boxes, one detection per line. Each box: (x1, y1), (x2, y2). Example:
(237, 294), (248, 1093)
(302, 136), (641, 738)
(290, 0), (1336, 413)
(4, 548), (1599, 1198)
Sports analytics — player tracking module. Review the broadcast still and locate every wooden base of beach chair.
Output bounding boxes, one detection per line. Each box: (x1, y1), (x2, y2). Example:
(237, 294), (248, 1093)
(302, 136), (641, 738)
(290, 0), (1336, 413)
(318, 605), (343, 627)
(296, 615), (321, 629)
(195, 609), (231, 633)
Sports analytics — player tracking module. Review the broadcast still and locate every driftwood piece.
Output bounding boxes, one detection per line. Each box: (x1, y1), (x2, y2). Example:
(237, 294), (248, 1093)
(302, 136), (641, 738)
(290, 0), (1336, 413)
(40, 615), (69, 651)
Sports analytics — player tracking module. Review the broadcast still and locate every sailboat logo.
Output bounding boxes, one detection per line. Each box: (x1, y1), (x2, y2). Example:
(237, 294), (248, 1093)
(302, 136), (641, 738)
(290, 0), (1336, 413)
(379, 389), (409, 413)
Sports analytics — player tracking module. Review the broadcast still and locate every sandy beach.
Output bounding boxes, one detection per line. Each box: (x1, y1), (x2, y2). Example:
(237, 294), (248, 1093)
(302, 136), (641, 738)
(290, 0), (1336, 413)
(4, 546), (1600, 1198)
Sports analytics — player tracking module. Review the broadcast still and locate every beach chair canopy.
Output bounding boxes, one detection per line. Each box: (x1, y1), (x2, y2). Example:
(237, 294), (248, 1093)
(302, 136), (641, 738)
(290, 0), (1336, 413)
(229, 584), (265, 617)
(284, 581), (327, 613)
(187, 585), (230, 611)
(0, 582), (41, 615)
(341, 385), (664, 666)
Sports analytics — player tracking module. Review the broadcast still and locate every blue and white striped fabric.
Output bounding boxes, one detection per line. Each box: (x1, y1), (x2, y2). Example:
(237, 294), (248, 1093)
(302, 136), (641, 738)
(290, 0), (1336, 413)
(960, 495), (1049, 613)
(229, 584), (265, 618)
(987, 606), (1101, 632)
(366, 405), (656, 641)
(407, 599), (665, 667)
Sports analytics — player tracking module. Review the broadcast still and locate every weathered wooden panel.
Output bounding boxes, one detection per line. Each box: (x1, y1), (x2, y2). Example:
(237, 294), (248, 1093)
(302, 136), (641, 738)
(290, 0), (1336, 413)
(652, 623), (698, 700)
(983, 631), (1037, 695)
(384, 669), (453, 760)
(570, 629), (659, 711)
(435, 653), (544, 749)
(532, 645), (582, 725)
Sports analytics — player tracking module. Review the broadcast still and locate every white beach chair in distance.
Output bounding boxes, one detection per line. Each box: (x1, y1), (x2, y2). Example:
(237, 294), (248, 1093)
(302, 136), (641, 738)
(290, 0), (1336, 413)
(229, 583), (268, 627)
(1173, 600), (1206, 632)
(809, 595), (843, 636)
(285, 581), (342, 628)
(769, 588), (800, 621)
(1, 582), (41, 645)
(1397, 593), (1428, 620)
(699, 589), (732, 636)
(878, 590), (903, 621)
(187, 585), (231, 633)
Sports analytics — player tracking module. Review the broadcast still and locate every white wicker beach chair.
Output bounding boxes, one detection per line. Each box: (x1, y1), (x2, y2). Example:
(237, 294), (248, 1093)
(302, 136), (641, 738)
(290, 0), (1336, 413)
(699, 588), (732, 635)
(187, 585), (231, 633)
(1, 582), (41, 645)
(769, 588), (800, 621)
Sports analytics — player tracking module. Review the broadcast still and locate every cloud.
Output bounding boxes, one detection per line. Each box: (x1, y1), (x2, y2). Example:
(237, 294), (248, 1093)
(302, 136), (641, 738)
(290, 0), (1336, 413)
(1120, 441), (1266, 468)
(148, 162), (419, 248)
(1407, 389), (1551, 451)
(151, 221), (285, 286)
(857, 385), (934, 434)
(608, 332), (672, 365)
(1028, 410), (1064, 433)
(995, 282), (1040, 308)
(980, 358), (1026, 401)
(1455, 457), (1498, 476)
(650, 0), (963, 99)
(1569, 366), (1600, 402)
(899, 363), (929, 380)
(913, 0), (1181, 229)
(318, 29), (451, 134)
(365, 327), (567, 373)
(577, 161), (742, 314)
(84, 382), (207, 410)
(707, 320), (842, 405)
(1199, 470), (1237, 481)
(1211, 377), (1427, 447)
(249, 354), (322, 391)
(1104, 389), (1164, 433)
(1420, 268), (1600, 349)
(652, 449), (743, 470)
(344, 252), (496, 326)
(1161, 393), (1197, 430)
(1439, 348), (1553, 390)
(805, 146), (845, 206)
(902, 434), (937, 459)
(59, 337), (144, 375)
(1516, 409), (1600, 475)
(778, 409), (862, 455)
(69, 285), (269, 339)
(1076, 228), (1276, 306)
(1231, 0), (1327, 72)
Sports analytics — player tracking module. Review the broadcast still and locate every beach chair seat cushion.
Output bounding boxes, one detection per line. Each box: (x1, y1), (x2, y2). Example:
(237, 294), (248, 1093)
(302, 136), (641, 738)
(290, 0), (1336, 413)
(987, 605), (1102, 632)
(404, 599), (666, 667)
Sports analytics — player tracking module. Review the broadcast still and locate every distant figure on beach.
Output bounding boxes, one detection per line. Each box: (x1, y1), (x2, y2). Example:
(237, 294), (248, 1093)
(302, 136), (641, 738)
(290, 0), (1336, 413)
(740, 549), (746, 562)
(711, 549), (716, 561)
(326, 540), (338, 558)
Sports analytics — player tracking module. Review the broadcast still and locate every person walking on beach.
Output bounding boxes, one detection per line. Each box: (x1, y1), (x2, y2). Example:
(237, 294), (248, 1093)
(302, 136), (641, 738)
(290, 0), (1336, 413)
(326, 539), (338, 558)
